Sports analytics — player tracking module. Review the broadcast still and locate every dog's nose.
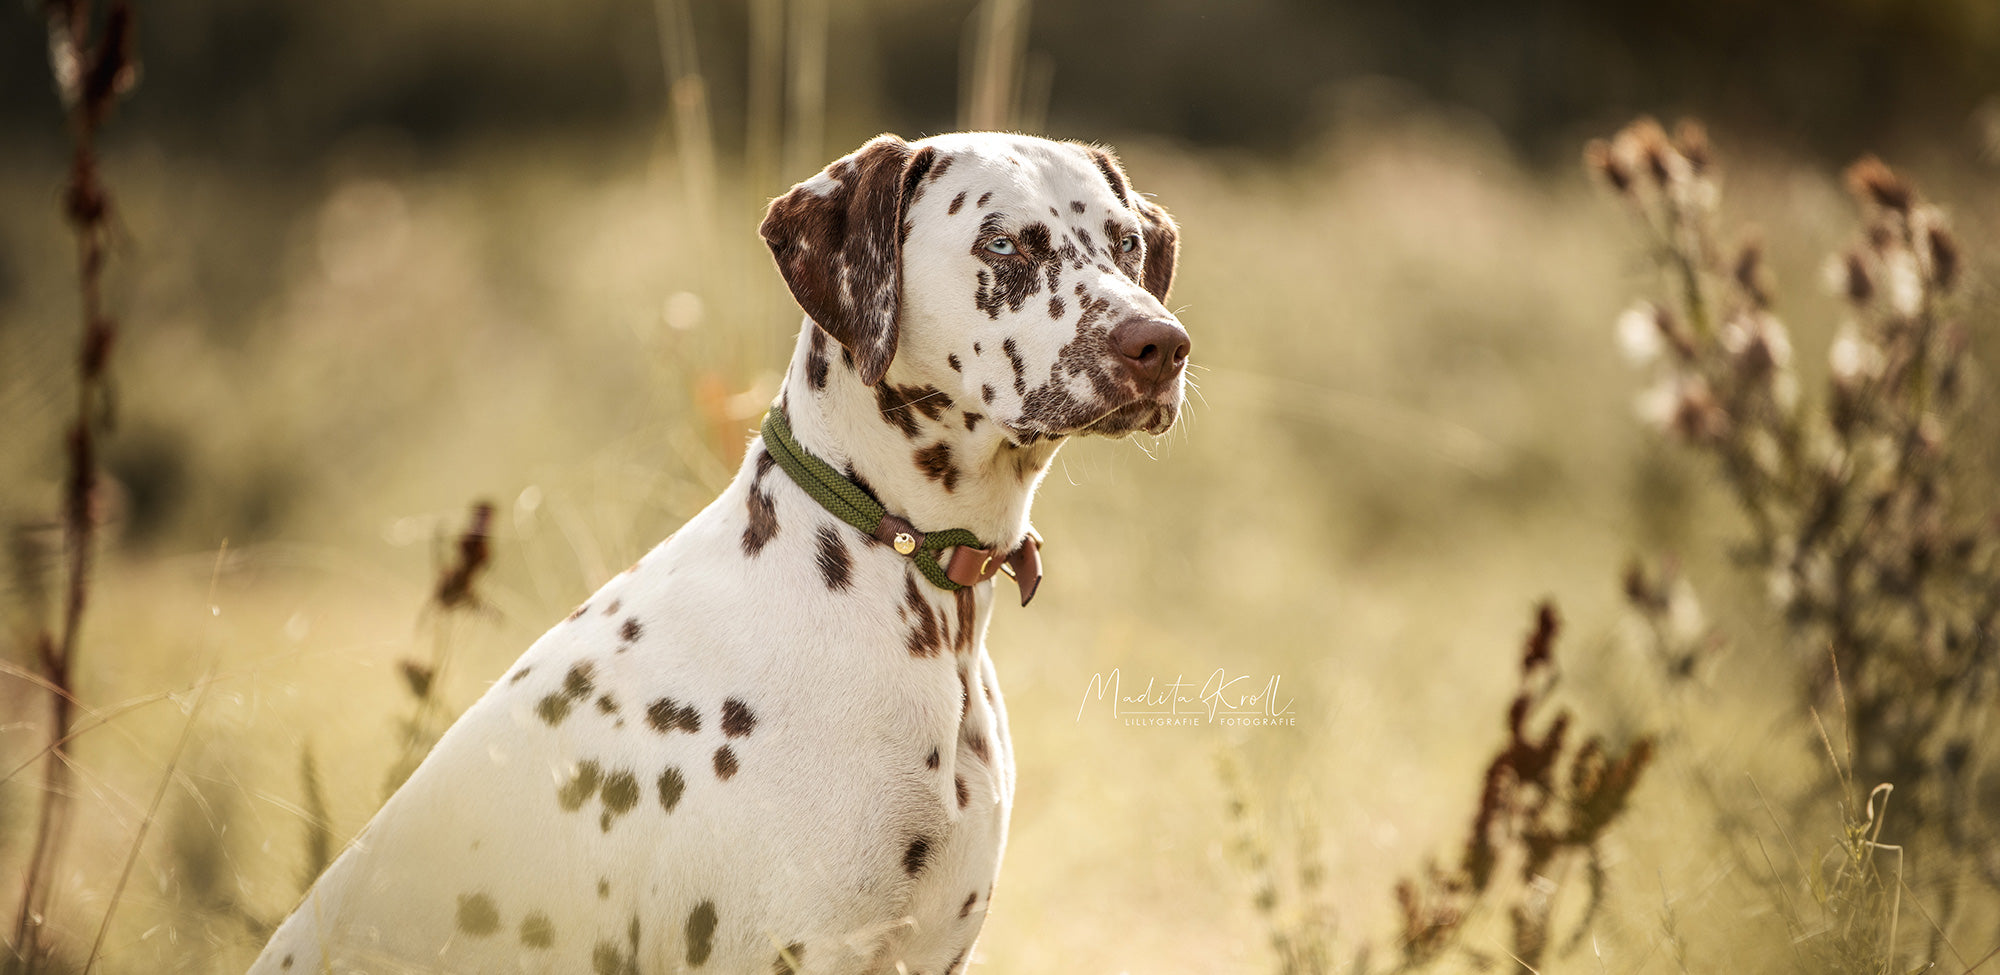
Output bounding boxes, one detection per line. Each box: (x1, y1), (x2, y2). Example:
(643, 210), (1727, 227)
(1107, 317), (1192, 388)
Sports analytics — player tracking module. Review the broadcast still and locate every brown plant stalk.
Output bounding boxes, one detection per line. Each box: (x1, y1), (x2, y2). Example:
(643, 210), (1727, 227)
(10, 0), (138, 969)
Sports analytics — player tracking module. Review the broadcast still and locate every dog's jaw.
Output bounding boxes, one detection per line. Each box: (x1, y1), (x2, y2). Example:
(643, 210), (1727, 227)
(776, 318), (1057, 552)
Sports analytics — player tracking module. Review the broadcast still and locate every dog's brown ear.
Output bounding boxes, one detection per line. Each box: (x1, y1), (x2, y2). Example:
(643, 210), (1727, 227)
(1084, 145), (1179, 302)
(760, 134), (937, 387)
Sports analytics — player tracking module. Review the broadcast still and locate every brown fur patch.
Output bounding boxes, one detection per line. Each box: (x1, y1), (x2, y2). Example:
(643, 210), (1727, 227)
(903, 836), (932, 875)
(954, 587), (976, 652)
(558, 760), (601, 811)
(947, 353), (962, 372)
(927, 747), (941, 770)
(713, 745), (740, 780)
(876, 382), (948, 437)
(955, 775), (969, 809)
(815, 525), (853, 590)
(965, 731), (990, 762)
(806, 326), (830, 390)
(903, 574), (944, 657)
(976, 191), (992, 207)
(962, 411), (982, 431)
(645, 697), (701, 735)
(1048, 295), (1065, 319)
(1002, 338), (1028, 395)
(1070, 200), (1087, 214)
(721, 698), (758, 738)
(536, 661), (597, 726)
(657, 766), (686, 812)
(914, 442), (959, 492)
(961, 891), (977, 917)
(948, 191), (966, 215)
(743, 449), (780, 555)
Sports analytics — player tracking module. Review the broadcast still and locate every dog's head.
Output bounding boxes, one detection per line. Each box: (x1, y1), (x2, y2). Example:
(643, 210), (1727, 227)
(761, 132), (1189, 441)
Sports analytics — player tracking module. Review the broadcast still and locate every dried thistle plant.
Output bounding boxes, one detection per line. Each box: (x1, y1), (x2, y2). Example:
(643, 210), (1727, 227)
(1392, 604), (1653, 973)
(1591, 118), (2000, 909)
(1221, 605), (1651, 975)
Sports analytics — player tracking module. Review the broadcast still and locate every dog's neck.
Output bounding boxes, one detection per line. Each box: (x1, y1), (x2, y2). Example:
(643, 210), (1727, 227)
(774, 318), (1062, 549)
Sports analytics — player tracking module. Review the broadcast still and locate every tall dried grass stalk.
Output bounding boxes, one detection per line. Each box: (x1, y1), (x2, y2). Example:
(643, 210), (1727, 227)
(9, 0), (138, 970)
(961, 0), (1032, 131)
(783, 0), (828, 181)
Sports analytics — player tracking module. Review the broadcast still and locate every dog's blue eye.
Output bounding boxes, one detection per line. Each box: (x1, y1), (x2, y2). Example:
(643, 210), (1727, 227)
(1120, 234), (1141, 254)
(985, 237), (1017, 256)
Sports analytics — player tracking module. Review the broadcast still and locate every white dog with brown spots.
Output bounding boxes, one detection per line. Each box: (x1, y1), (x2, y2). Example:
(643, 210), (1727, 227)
(252, 131), (1190, 975)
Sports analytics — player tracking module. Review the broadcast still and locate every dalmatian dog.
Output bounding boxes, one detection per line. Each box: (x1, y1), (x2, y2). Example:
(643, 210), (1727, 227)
(250, 131), (1189, 975)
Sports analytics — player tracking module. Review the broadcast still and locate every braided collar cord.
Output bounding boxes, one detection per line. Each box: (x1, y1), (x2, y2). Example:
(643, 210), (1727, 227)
(761, 409), (985, 592)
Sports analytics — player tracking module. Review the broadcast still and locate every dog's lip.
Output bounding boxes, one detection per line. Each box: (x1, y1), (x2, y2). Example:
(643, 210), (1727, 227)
(1009, 390), (1181, 442)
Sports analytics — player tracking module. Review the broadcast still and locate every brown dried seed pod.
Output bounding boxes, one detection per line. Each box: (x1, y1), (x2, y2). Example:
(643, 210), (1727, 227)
(1844, 156), (1912, 212)
(1583, 140), (1631, 195)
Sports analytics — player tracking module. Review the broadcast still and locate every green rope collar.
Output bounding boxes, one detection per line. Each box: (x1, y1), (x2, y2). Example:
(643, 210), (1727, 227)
(762, 408), (986, 592)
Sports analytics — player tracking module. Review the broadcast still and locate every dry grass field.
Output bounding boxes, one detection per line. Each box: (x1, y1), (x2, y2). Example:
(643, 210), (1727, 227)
(3, 15), (1999, 970)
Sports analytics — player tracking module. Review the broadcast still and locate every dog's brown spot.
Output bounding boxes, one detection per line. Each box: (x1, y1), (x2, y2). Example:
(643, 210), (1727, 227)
(645, 697), (701, 735)
(965, 732), (990, 762)
(954, 587), (976, 652)
(598, 769), (639, 831)
(520, 912), (556, 949)
(815, 525), (853, 591)
(536, 661), (598, 726)
(948, 948), (968, 973)
(558, 760), (602, 811)
(948, 191), (967, 215)
(281, 955), (293, 970)
(973, 341), (982, 355)
(807, 326), (830, 390)
(963, 411), (982, 431)
(658, 766), (686, 812)
(927, 747), (940, 770)
(713, 745), (740, 780)
(904, 574), (945, 657)
(1070, 200), (1087, 214)
(773, 942), (807, 974)
(955, 774), (969, 808)
(596, 693), (618, 715)
(604, 600), (620, 616)
(455, 893), (500, 936)
(981, 384), (995, 404)
(914, 442), (959, 492)
(876, 382), (944, 437)
(620, 617), (642, 643)
(743, 449), (781, 555)
(1002, 338), (1028, 395)
(722, 698), (758, 738)
(598, 878), (610, 898)
(1048, 295), (1065, 319)
(508, 667), (531, 684)
(947, 353), (962, 372)
(977, 191), (993, 207)
(903, 836), (932, 875)
(686, 901), (718, 967)
(567, 604), (588, 621)
(961, 891), (978, 917)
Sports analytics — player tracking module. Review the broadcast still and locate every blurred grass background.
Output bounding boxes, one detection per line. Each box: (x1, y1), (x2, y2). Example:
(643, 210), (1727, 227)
(3, 0), (1999, 972)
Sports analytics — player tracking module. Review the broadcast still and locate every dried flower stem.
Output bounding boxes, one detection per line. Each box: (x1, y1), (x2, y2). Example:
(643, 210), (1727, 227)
(10, 1), (138, 969)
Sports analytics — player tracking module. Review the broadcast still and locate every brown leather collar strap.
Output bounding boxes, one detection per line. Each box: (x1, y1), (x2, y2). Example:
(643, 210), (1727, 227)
(943, 529), (1043, 606)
